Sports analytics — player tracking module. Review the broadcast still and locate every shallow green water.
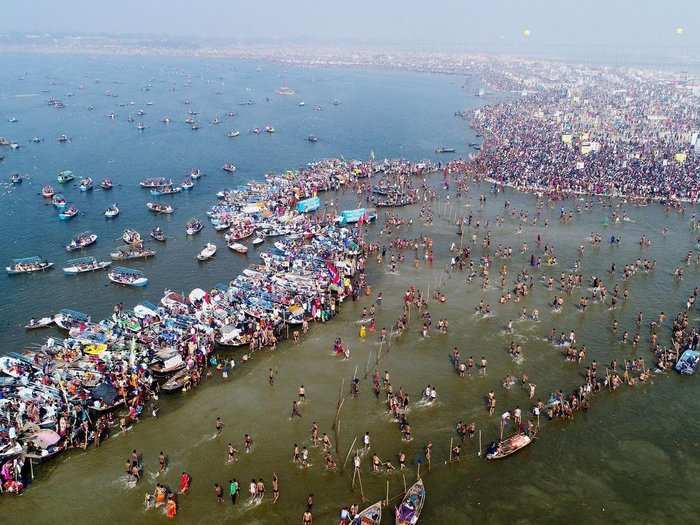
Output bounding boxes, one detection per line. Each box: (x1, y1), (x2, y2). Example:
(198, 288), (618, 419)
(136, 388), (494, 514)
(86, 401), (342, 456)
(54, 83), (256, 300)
(5, 183), (700, 524)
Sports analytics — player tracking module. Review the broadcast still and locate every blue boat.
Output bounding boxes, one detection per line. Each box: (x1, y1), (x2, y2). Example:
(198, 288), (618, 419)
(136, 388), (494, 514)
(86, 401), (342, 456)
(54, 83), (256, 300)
(675, 350), (700, 375)
(295, 196), (320, 213)
(338, 208), (377, 225)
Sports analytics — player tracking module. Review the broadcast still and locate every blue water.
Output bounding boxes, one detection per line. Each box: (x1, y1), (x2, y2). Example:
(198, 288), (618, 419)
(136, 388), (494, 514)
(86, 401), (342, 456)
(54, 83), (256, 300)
(0, 54), (479, 350)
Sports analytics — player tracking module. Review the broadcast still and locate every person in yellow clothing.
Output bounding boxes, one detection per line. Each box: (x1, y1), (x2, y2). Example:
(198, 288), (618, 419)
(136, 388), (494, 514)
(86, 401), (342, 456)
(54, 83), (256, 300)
(359, 325), (366, 338)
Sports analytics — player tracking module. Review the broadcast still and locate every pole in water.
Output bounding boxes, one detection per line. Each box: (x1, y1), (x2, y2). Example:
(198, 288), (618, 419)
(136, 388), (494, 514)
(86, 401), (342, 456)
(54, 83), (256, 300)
(343, 436), (358, 470)
(478, 429), (482, 457)
(385, 479), (389, 507)
(357, 468), (366, 502)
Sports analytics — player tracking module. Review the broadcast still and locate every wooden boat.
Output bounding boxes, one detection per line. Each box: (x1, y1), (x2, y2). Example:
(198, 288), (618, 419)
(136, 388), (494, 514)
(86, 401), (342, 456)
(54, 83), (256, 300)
(227, 242), (248, 254)
(264, 125), (275, 133)
(63, 256), (111, 275)
(6, 256), (54, 274)
(150, 355), (185, 377)
(57, 134), (70, 143)
(100, 178), (113, 190)
(41, 185), (55, 198)
(485, 433), (532, 460)
(252, 236), (265, 246)
(53, 309), (90, 330)
(227, 130), (240, 138)
(65, 231), (97, 251)
(190, 168), (202, 179)
(104, 204), (119, 218)
(395, 479), (425, 525)
(25, 317), (54, 330)
(435, 146), (456, 153)
(307, 134), (318, 143)
(122, 229), (142, 245)
(57, 170), (75, 184)
(676, 349), (700, 375)
(52, 194), (67, 208)
(108, 266), (148, 287)
(147, 202), (174, 214)
(10, 173), (22, 184)
(150, 227), (167, 242)
(181, 178), (194, 190)
(150, 185), (181, 196)
(351, 501), (382, 525)
(185, 218), (203, 235)
(79, 177), (93, 191)
(222, 163), (237, 173)
(161, 369), (189, 392)
(110, 245), (156, 260)
(140, 177), (172, 188)
(58, 205), (79, 220)
(197, 243), (217, 261)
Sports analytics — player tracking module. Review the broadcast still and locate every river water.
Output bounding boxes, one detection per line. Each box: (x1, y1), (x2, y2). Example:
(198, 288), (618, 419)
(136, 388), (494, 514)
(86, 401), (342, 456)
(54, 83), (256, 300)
(2, 55), (699, 524)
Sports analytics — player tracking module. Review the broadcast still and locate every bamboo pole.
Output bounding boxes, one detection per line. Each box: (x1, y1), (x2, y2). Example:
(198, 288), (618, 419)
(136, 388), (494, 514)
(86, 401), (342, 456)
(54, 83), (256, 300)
(357, 469), (366, 502)
(343, 437), (358, 470)
(449, 437), (453, 463)
(478, 430), (482, 457)
(386, 480), (389, 507)
(402, 472), (407, 493)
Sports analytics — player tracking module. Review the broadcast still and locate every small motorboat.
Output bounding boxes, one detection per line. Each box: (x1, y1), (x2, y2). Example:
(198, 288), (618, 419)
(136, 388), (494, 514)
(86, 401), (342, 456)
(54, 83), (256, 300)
(100, 178), (113, 190)
(63, 256), (111, 275)
(181, 177), (194, 190)
(197, 243), (217, 261)
(136, 122), (146, 131)
(161, 116), (171, 124)
(58, 205), (79, 220)
(227, 242), (248, 254)
(227, 130), (240, 138)
(79, 177), (93, 191)
(41, 185), (55, 198)
(9, 173), (22, 184)
(140, 177), (172, 188)
(252, 236), (265, 246)
(307, 134), (318, 143)
(150, 227), (167, 242)
(191, 123), (200, 130)
(108, 266), (148, 287)
(185, 218), (203, 235)
(298, 101), (305, 107)
(222, 163), (237, 173)
(147, 202), (174, 214)
(251, 127), (261, 134)
(25, 317), (54, 330)
(57, 134), (70, 143)
(6, 256), (54, 274)
(57, 170), (75, 184)
(122, 229), (142, 245)
(104, 204), (119, 218)
(395, 479), (425, 525)
(31, 137), (42, 143)
(52, 194), (67, 209)
(485, 433), (533, 460)
(65, 231), (97, 251)
(190, 168), (202, 179)
(150, 185), (181, 196)
(351, 501), (382, 525)
(264, 125), (275, 133)
(110, 246), (155, 260)
(435, 146), (456, 153)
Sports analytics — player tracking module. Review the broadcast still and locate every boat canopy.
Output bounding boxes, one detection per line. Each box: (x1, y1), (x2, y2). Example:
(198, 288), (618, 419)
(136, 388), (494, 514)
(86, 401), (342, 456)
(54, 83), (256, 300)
(338, 208), (374, 224)
(113, 266), (145, 276)
(11, 256), (46, 264)
(58, 308), (89, 321)
(295, 196), (321, 213)
(65, 256), (97, 265)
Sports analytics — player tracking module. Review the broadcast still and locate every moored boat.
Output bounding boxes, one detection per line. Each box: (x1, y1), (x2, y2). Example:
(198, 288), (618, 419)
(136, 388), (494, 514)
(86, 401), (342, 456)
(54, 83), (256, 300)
(63, 256), (111, 274)
(351, 501), (382, 525)
(53, 308), (90, 330)
(395, 479), (425, 525)
(227, 241), (248, 254)
(6, 256), (54, 274)
(65, 231), (97, 251)
(108, 266), (148, 287)
(197, 243), (217, 261)
(24, 317), (54, 330)
(675, 349), (700, 375)
(252, 235), (265, 246)
(485, 433), (532, 460)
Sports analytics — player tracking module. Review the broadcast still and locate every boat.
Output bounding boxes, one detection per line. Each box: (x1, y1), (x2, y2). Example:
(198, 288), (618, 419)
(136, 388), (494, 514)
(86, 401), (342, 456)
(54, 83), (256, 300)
(108, 267), (148, 287)
(122, 229), (142, 245)
(25, 317), (54, 330)
(100, 178), (113, 190)
(435, 146), (456, 153)
(41, 185), (55, 198)
(185, 218), (203, 235)
(251, 128), (261, 135)
(181, 178), (194, 190)
(227, 242), (248, 254)
(9, 173), (22, 184)
(110, 246), (155, 260)
(307, 134), (318, 143)
(296, 196), (320, 213)
(351, 501), (382, 525)
(57, 170), (74, 184)
(223, 163), (237, 173)
(395, 479), (425, 525)
(190, 168), (202, 180)
(227, 130), (240, 138)
(58, 205), (79, 220)
(79, 177), (93, 191)
(191, 123), (200, 130)
(31, 137), (42, 143)
(161, 369), (189, 392)
(150, 227), (166, 242)
(63, 256), (111, 275)
(52, 195), (67, 208)
(485, 433), (532, 460)
(136, 122), (146, 131)
(150, 185), (181, 196)
(147, 202), (174, 214)
(264, 125), (275, 133)
(6, 256), (54, 274)
(298, 101), (306, 107)
(65, 231), (97, 251)
(57, 134), (70, 143)
(104, 204), (119, 218)
(675, 349), (700, 375)
(140, 177), (172, 188)
(252, 236), (265, 246)
(53, 308), (90, 330)
(197, 243), (217, 261)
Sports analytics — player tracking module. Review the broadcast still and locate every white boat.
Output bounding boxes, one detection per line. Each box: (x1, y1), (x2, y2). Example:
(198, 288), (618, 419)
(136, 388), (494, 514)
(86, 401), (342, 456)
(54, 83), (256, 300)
(63, 256), (111, 275)
(108, 267), (148, 287)
(104, 204), (119, 218)
(25, 317), (54, 330)
(6, 256), (53, 274)
(252, 236), (265, 246)
(147, 202), (174, 214)
(227, 130), (240, 138)
(227, 242), (248, 254)
(197, 243), (217, 261)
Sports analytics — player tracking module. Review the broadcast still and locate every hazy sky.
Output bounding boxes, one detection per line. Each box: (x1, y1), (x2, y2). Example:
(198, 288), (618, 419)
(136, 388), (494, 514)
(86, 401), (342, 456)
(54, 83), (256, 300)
(1, 0), (697, 53)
